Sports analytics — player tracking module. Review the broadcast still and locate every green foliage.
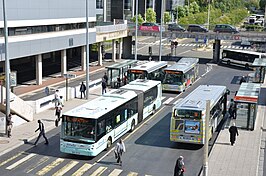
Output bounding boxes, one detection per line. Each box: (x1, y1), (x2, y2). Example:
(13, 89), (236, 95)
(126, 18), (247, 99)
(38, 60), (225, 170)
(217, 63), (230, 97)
(189, 2), (200, 14)
(245, 0), (259, 11)
(259, 0), (266, 9)
(131, 14), (144, 26)
(164, 12), (171, 24)
(145, 8), (156, 23)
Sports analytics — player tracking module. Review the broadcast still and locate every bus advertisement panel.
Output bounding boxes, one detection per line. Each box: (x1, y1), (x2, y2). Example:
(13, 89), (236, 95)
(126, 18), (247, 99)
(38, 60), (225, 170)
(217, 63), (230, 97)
(170, 85), (227, 144)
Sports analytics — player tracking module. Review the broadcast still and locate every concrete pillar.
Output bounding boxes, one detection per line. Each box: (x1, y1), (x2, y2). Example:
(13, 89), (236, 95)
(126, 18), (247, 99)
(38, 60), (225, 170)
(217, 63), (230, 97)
(35, 54), (42, 85)
(81, 46), (86, 71)
(103, 0), (107, 22)
(213, 39), (221, 63)
(122, 36), (133, 59)
(112, 39), (117, 62)
(118, 39), (123, 59)
(98, 42), (103, 66)
(61, 49), (67, 77)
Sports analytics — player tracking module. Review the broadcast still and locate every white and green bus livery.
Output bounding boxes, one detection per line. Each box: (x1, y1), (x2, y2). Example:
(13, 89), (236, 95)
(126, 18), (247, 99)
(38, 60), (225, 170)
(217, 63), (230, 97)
(60, 79), (162, 156)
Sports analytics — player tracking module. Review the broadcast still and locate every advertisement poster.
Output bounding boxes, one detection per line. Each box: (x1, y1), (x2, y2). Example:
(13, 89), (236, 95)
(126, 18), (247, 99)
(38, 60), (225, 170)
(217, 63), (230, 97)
(0, 114), (6, 134)
(185, 121), (200, 134)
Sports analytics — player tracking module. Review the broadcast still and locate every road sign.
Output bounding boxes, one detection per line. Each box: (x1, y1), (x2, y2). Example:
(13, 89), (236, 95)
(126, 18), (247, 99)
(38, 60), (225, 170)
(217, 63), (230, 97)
(10, 71), (17, 87)
(63, 73), (76, 79)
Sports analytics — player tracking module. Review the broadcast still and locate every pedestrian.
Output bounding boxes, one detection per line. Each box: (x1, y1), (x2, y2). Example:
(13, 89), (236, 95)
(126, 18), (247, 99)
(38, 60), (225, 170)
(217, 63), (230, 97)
(55, 104), (62, 127)
(114, 139), (126, 166)
(44, 86), (50, 96)
(239, 76), (246, 84)
(34, 120), (49, 145)
(7, 114), (13, 138)
(80, 81), (86, 99)
(174, 156), (186, 176)
(102, 78), (107, 95)
(229, 123), (239, 146)
(116, 77), (121, 88)
(229, 99), (235, 118)
(103, 72), (108, 84)
(58, 96), (64, 107)
(54, 89), (60, 107)
(123, 73), (128, 85)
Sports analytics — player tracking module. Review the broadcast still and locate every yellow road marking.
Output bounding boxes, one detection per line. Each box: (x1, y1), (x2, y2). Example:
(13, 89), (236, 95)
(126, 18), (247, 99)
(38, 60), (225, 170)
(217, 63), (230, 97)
(52, 160), (79, 176)
(108, 168), (122, 176)
(90, 166), (107, 176)
(72, 163), (92, 176)
(6, 153), (36, 170)
(26, 156), (49, 173)
(0, 152), (23, 167)
(127, 172), (138, 176)
(36, 158), (64, 176)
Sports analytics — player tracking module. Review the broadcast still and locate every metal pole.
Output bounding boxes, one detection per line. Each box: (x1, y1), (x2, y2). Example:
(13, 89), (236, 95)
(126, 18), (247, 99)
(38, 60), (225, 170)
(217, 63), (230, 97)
(85, 0), (90, 100)
(134, 0), (138, 60)
(159, 0), (164, 61)
(103, 0), (107, 22)
(203, 100), (210, 176)
(3, 0), (10, 135)
(207, 0), (210, 30)
(66, 78), (68, 101)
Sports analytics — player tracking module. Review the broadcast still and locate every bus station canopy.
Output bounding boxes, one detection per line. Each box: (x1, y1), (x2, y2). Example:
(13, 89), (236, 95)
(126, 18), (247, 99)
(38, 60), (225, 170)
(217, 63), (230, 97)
(105, 60), (138, 69)
(234, 83), (260, 103)
(252, 58), (266, 67)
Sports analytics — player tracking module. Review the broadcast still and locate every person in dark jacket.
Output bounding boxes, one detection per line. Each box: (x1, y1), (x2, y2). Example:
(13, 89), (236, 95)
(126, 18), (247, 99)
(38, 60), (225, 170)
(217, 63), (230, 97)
(174, 156), (185, 176)
(229, 123), (239, 146)
(7, 114), (13, 138)
(34, 120), (49, 145)
(103, 72), (108, 83)
(80, 81), (86, 99)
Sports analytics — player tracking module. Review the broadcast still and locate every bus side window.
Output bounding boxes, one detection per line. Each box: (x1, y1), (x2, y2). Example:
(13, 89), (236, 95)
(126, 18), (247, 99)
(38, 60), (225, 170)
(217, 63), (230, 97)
(106, 118), (113, 133)
(97, 120), (106, 135)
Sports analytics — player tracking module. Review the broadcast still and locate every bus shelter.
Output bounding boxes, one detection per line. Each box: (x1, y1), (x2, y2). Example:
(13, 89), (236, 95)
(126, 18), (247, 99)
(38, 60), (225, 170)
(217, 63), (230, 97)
(105, 60), (138, 88)
(234, 83), (260, 130)
(250, 58), (266, 83)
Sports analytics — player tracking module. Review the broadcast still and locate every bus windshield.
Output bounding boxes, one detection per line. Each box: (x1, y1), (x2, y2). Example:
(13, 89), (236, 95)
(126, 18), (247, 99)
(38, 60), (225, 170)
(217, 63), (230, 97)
(163, 72), (183, 85)
(62, 116), (96, 143)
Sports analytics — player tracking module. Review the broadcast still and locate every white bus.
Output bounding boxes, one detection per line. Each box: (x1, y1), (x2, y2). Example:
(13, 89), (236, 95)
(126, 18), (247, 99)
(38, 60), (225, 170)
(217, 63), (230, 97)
(127, 61), (167, 82)
(170, 85), (228, 144)
(60, 79), (162, 156)
(221, 49), (266, 68)
(162, 58), (199, 92)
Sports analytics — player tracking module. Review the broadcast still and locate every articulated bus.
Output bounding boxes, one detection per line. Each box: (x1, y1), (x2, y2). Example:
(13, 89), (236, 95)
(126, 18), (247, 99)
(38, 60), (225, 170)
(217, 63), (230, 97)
(127, 61), (167, 82)
(162, 58), (199, 92)
(60, 79), (162, 156)
(221, 49), (266, 68)
(170, 85), (228, 144)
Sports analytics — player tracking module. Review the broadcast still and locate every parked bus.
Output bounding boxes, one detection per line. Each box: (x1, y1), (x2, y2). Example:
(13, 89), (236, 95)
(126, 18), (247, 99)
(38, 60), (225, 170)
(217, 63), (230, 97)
(170, 85), (228, 144)
(221, 49), (266, 68)
(162, 58), (199, 92)
(127, 61), (167, 82)
(60, 79), (162, 156)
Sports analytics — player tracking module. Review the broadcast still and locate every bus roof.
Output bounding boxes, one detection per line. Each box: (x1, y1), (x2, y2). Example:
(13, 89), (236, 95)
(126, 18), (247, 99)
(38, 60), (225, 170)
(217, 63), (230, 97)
(174, 85), (227, 111)
(128, 61), (167, 73)
(105, 59), (138, 69)
(63, 89), (137, 119)
(222, 49), (265, 56)
(164, 58), (199, 73)
(120, 79), (161, 92)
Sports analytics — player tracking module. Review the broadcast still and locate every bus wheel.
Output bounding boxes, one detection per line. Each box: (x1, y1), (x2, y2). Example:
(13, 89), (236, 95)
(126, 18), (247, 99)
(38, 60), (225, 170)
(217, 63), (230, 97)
(130, 120), (135, 132)
(152, 105), (156, 115)
(227, 60), (231, 65)
(245, 63), (249, 69)
(106, 137), (112, 149)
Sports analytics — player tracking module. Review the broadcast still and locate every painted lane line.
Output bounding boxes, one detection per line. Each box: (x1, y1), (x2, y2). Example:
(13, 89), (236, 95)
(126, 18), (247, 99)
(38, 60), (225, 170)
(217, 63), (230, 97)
(0, 152), (23, 167)
(52, 160), (79, 176)
(90, 166), (107, 176)
(163, 97), (174, 104)
(173, 98), (184, 105)
(6, 153), (36, 170)
(161, 96), (166, 101)
(128, 172), (138, 176)
(36, 158), (64, 176)
(72, 163), (93, 176)
(26, 156), (49, 173)
(108, 168), (123, 176)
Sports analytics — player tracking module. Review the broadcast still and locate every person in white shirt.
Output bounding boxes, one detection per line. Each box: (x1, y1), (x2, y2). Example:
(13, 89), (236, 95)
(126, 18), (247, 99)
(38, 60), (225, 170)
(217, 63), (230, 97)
(114, 139), (126, 166)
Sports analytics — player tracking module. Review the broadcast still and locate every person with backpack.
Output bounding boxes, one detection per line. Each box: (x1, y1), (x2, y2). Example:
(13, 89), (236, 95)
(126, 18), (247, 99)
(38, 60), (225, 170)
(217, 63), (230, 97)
(114, 139), (126, 166)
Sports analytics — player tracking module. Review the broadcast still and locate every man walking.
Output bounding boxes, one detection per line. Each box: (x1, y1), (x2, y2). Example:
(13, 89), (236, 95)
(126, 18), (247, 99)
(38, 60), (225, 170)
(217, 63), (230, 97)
(7, 114), (13, 138)
(80, 81), (86, 99)
(102, 78), (107, 95)
(229, 123), (239, 146)
(114, 139), (126, 166)
(34, 120), (49, 145)
(55, 104), (62, 127)
(103, 72), (108, 84)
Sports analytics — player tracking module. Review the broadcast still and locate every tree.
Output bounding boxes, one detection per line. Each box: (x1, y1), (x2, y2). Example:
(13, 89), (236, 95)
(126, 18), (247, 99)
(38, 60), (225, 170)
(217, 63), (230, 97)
(164, 12), (171, 24)
(189, 2), (200, 14)
(131, 14), (144, 26)
(145, 8), (156, 23)
(259, 0), (266, 10)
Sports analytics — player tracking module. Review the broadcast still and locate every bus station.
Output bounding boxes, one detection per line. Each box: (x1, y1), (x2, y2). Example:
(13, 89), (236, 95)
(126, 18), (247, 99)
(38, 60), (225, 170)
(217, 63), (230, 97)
(250, 58), (266, 83)
(233, 83), (260, 130)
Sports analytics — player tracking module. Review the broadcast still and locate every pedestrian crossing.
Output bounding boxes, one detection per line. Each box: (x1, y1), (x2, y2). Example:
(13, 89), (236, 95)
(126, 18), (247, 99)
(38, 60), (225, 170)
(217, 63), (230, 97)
(138, 42), (254, 50)
(0, 151), (153, 176)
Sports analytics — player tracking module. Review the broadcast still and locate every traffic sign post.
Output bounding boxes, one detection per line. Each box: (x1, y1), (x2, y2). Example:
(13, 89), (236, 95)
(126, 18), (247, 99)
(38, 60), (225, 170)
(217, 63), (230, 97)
(64, 73), (76, 101)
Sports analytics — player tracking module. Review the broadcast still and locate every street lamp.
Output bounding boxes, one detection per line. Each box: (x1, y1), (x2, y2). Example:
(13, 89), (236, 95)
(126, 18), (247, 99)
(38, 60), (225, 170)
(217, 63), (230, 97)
(2, 0), (11, 135)
(159, 0), (164, 61)
(85, 0), (90, 99)
(207, 0), (211, 30)
(134, 0), (138, 60)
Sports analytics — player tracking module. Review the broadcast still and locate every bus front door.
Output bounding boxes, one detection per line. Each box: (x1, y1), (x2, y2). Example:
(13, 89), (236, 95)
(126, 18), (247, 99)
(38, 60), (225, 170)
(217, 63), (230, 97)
(137, 93), (144, 123)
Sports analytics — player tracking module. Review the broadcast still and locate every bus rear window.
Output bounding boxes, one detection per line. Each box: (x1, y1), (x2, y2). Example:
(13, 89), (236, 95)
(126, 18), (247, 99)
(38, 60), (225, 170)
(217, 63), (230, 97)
(177, 110), (201, 119)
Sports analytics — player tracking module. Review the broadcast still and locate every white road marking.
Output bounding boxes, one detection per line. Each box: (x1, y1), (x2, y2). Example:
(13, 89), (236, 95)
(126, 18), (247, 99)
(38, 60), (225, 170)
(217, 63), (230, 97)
(163, 97), (174, 104)
(36, 158), (64, 175)
(52, 160), (79, 176)
(72, 163), (93, 176)
(0, 152), (23, 167)
(90, 166), (107, 176)
(128, 172), (138, 176)
(108, 168), (123, 176)
(6, 153), (36, 170)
